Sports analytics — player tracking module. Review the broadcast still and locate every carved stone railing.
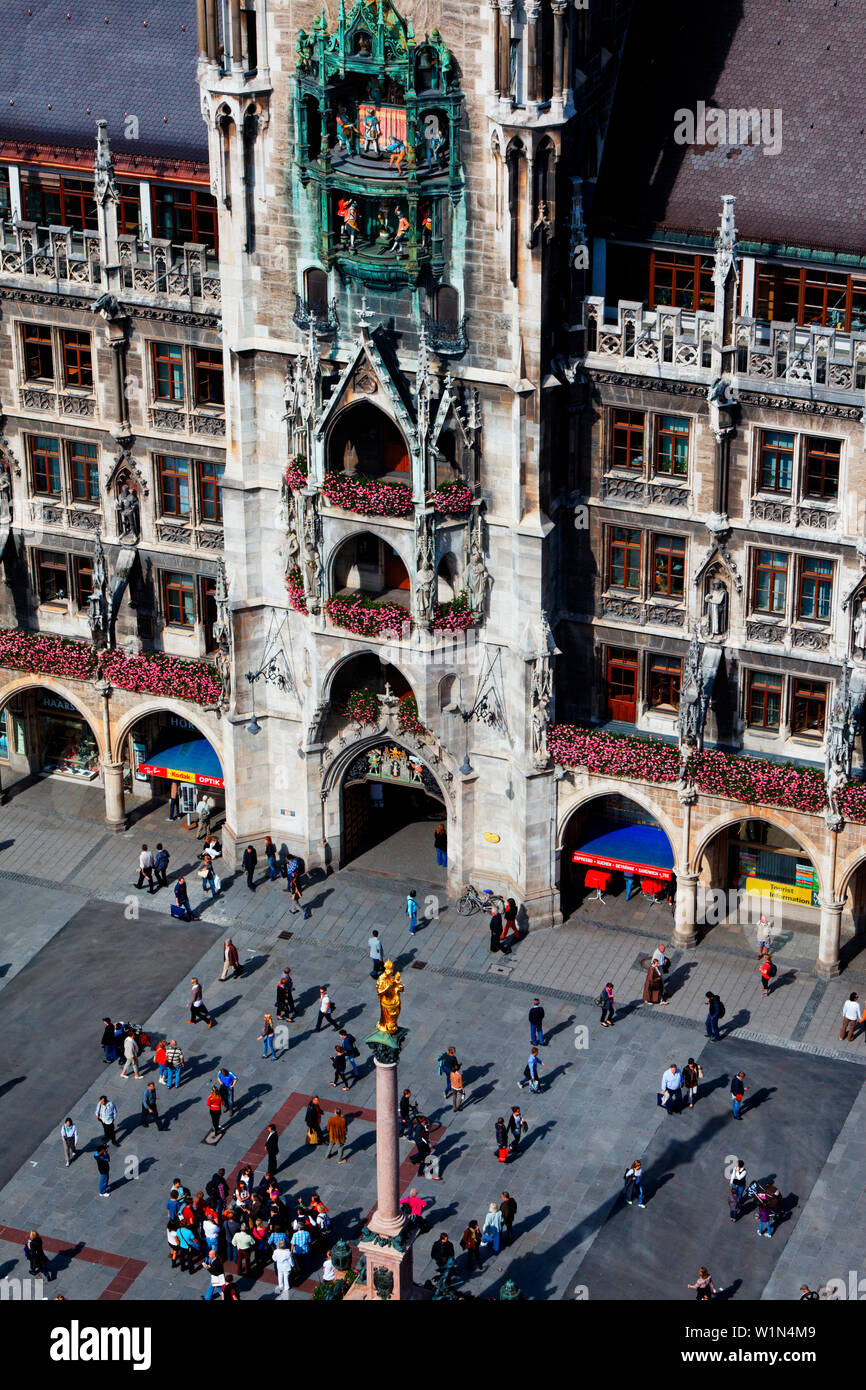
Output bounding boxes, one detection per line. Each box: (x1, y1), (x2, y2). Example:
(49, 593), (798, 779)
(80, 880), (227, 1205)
(117, 237), (220, 305)
(155, 519), (224, 552)
(0, 222), (102, 285)
(148, 406), (226, 438)
(601, 475), (689, 507)
(292, 294), (340, 338)
(18, 385), (97, 420)
(750, 497), (840, 532)
(746, 619), (785, 644)
(791, 626), (831, 651)
(751, 497), (792, 525)
(602, 594), (685, 628)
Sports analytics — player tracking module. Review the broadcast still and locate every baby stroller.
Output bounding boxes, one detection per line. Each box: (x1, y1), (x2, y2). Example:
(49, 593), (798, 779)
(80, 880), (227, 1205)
(116, 1020), (151, 1051)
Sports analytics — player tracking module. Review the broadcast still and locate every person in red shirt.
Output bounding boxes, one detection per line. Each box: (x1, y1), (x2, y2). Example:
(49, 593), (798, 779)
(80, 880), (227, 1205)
(760, 954), (774, 998)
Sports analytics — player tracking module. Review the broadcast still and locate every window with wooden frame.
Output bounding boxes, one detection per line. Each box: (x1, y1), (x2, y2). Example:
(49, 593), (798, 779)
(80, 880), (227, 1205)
(22, 323), (54, 382)
(152, 343), (185, 402)
(192, 348), (224, 408)
(156, 455), (190, 517)
(72, 554), (93, 609)
(198, 460), (224, 524)
(649, 250), (714, 311)
(606, 647), (638, 722)
(608, 526), (641, 591)
(151, 184), (218, 252)
(758, 430), (794, 492)
(21, 169), (98, 232)
(803, 437), (841, 501)
(651, 535), (686, 598)
(752, 261), (866, 332)
(35, 548), (68, 603)
(797, 555), (834, 621)
(69, 442), (99, 502)
(304, 266), (329, 316)
(753, 549), (788, 615)
(654, 415), (689, 476)
(162, 570), (195, 627)
(648, 655), (682, 711)
(200, 576), (218, 649)
(0, 168), (9, 221)
(610, 410), (645, 471)
(29, 435), (61, 496)
(60, 329), (93, 390)
(746, 670), (783, 730)
(117, 181), (142, 238)
(792, 679), (827, 736)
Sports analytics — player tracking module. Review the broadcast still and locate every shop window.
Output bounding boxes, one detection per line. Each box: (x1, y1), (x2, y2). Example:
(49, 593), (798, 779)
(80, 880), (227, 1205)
(193, 348), (224, 408)
(792, 679), (827, 736)
(648, 656), (682, 712)
(22, 323), (54, 382)
(753, 549), (788, 616)
(797, 556), (834, 621)
(758, 430), (793, 492)
(654, 416), (689, 476)
(60, 329), (93, 390)
(152, 343), (185, 402)
(72, 554), (93, 609)
(152, 184), (218, 253)
(608, 526), (641, 591)
(651, 535), (686, 598)
(803, 437), (840, 501)
(198, 460), (224, 524)
(610, 410), (644, 471)
(163, 570), (195, 627)
(157, 455), (190, 517)
(606, 647), (638, 722)
(649, 250), (713, 311)
(29, 435), (61, 496)
(69, 442), (99, 502)
(37, 695), (98, 777)
(747, 671), (782, 730)
(35, 548), (69, 602)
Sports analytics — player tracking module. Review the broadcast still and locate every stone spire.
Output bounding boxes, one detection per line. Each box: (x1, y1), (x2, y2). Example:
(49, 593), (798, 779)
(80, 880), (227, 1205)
(93, 120), (119, 206)
(713, 194), (737, 295)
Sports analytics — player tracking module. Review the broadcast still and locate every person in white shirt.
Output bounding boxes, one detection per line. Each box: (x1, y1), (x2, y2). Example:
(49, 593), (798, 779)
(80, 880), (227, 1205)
(136, 844), (155, 894)
(840, 991), (860, 1042)
(202, 1217), (221, 1259)
(59, 1118), (78, 1166)
(315, 987), (337, 1032)
(195, 796), (212, 840)
(660, 1062), (682, 1115)
(272, 1240), (294, 1297)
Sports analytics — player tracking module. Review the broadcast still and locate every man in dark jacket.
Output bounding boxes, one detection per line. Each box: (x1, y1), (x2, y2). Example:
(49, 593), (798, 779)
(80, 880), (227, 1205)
(705, 991), (722, 1041)
(495, 1116), (508, 1155)
(305, 1096), (324, 1142)
(174, 877), (193, 921)
(141, 1082), (164, 1131)
(153, 843), (170, 888)
(500, 1192), (517, 1244)
(242, 845), (258, 891)
(507, 1106), (527, 1153)
(399, 1088), (416, 1137)
(100, 1016), (117, 1063)
(265, 1124), (280, 1178)
(529, 998), (545, 1046)
(430, 1233), (455, 1273)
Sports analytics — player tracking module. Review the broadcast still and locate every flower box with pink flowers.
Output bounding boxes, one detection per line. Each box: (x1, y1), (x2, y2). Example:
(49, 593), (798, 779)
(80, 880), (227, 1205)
(322, 471), (414, 518)
(427, 479), (473, 515)
(0, 628), (97, 681)
(325, 594), (411, 638)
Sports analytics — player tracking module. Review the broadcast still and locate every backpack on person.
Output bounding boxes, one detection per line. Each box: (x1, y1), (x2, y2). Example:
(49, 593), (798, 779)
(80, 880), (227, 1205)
(716, 999), (726, 1019)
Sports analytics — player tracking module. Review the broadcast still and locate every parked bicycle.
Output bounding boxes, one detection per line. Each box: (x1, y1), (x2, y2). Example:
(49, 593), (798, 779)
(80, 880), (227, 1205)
(456, 883), (506, 916)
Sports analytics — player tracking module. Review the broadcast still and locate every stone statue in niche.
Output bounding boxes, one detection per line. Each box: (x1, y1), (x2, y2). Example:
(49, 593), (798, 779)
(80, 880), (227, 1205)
(0, 464), (11, 522)
(530, 655), (552, 768)
(116, 482), (140, 542)
(704, 575), (729, 638)
(466, 539), (490, 615)
(853, 599), (866, 658)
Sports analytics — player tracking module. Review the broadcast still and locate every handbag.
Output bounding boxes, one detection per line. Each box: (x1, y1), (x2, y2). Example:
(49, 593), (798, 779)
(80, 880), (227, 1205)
(306, 1127), (319, 1145)
(657, 1089), (669, 1107)
(213, 874), (222, 892)
(497, 1147), (508, 1163)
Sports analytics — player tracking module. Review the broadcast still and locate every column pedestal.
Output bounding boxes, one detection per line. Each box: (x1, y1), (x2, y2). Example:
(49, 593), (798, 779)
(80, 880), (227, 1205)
(672, 873), (699, 948)
(816, 900), (844, 978)
(102, 761), (128, 832)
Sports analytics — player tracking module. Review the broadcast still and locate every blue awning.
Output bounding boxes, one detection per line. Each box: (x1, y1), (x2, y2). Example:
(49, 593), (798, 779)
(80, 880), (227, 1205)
(572, 823), (674, 880)
(138, 736), (223, 790)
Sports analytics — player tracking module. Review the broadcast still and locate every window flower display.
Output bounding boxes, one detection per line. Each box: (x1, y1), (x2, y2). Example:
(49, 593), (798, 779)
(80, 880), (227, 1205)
(284, 455), (309, 491)
(432, 591), (477, 630)
(427, 479), (473, 515)
(286, 567), (308, 613)
(325, 594), (411, 637)
(323, 472), (414, 517)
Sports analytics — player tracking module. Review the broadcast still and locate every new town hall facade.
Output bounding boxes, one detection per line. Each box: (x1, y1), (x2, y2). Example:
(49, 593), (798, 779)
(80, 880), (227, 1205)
(1, 0), (865, 975)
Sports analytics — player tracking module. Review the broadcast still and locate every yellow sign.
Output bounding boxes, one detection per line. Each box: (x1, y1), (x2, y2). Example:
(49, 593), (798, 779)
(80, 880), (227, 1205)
(484, 832), (500, 843)
(745, 878), (814, 906)
(164, 768), (197, 784)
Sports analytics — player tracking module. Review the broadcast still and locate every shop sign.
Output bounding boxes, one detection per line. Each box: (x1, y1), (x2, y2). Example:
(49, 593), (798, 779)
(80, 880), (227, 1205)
(36, 692), (78, 715)
(744, 878), (817, 907)
(136, 762), (224, 789)
(571, 849), (672, 881)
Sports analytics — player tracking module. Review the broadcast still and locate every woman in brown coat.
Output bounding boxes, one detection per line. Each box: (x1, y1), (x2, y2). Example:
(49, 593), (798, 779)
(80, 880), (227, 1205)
(460, 1220), (483, 1272)
(643, 959), (664, 1004)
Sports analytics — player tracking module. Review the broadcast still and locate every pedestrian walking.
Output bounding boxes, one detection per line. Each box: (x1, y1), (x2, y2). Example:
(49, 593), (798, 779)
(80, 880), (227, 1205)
(651, 942), (668, 968)
(449, 1068), (465, 1111)
(430, 1233), (455, 1274)
(529, 998), (545, 1046)
(258, 1013), (277, 1060)
(165, 1040), (184, 1089)
(136, 844), (155, 893)
(501, 897), (520, 943)
(682, 1057), (703, 1109)
(153, 843), (170, 889)
(600, 982), (615, 1026)
(407, 889), (419, 934)
(195, 794), (212, 841)
(95, 1096), (120, 1147)
(206, 1087), (225, 1136)
(314, 987), (337, 1031)
(660, 1062), (683, 1116)
(705, 991), (723, 1040)
(217, 1065), (237, 1113)
(507, 1105), (528, 1154)
(188, 978), (214, 1028)
(520, 1046), (545, 1093)
(399, 1088), (416, 1138)
(480, 1202), (503, 1254)
(219, 939), (242, 981)
(290, 1223), (311, 1280)
(643, 957), (665, 1005)
(305, 1096), (325, 1143)
(100, 1016), (117, 1063)
(264, 835), (279, 880)
(840, 992), (860, 1041)
(168, 779), (179, 821)
(489, 909), (504, 954)
(198, 853), (219, 900)
(495, 1116), (508, 1162)
(434, 823), (447, 868)
(242, 843), (257, 890)
(177, 1223), (202, 1274)
(760, 954), (775, 997)
(265, 1124), (280, 1178)
(437, 1045), (460, 1099)
(415, 1115), (441, 1180)
(326, 1108), (348, 1162)
(403, 1189), (430, 1233)
(141, 1082), (164, 1131)
(756, 914), (773, 958)
(272, 1239), (294, 1298)
(460, 1220), (483, 1271)
(93, 1144), (111, 1196)
(731, 1071), (747, 1119)
(623, 1159), (646, 1207)
(756, 1193), (773, 1238)
(368, 930), (385, 978)
(24, 1230), (52, 1279)
(155, 1039), (168, 1084)
(286, 866), (304, 915)
(276, 967), (295, 1021)
(729, 1161), (747, 1221)
(331, 1046), (350, 1089)
(728, 1182), (742, 1223)
(203, 1253), (227, 1300)
(688, 1266), (718, 1300)
(59, 1117), (78, 1166)
(173, 876), (194, 921)
(338, 1029), (360, 1079)
(119, 1029), (141, 1080)
(500, 1192), (517, 1243)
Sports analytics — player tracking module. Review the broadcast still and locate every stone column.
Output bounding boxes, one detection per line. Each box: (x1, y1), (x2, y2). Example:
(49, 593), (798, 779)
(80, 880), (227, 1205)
(552, 2), (567, 104)
(498, 2), (513, 102)
(526, 2), (541, 103)
(491, 1), (502, 97)
(672, 873), (699, 948)
(102, 761), (128, 832)
(368, 1047), (403, 1239)
(816, 899), (844, 978)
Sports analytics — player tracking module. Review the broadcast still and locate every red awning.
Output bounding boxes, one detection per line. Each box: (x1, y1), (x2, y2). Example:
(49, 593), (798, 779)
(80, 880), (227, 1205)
(571, 849), (672, 882)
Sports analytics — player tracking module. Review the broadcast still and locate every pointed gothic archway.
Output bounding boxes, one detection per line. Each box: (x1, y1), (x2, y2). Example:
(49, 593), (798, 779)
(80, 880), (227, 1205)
(340, 739), (447, 872)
